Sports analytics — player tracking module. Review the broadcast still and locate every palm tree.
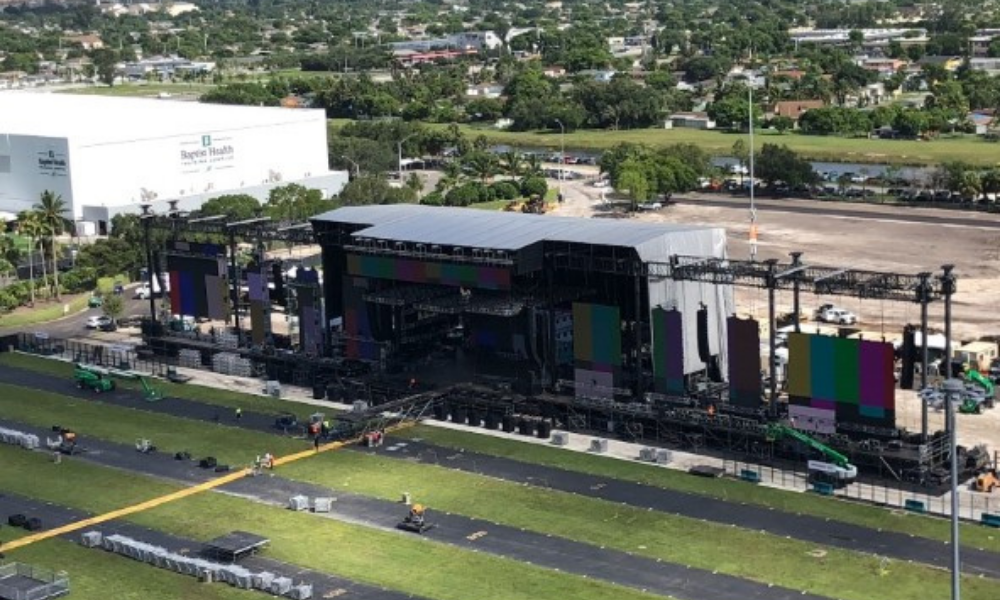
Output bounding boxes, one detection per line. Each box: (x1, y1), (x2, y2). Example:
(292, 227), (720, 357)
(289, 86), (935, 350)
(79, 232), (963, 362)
(18, 212), (44, 305)
(522, 154), (543, 177)
(981, 169), (1000, 204)
(464, 151), (499, 184)
(435, 160), (464, 194)
(500, 149), (523, 179)
(34, 191), (72, 300)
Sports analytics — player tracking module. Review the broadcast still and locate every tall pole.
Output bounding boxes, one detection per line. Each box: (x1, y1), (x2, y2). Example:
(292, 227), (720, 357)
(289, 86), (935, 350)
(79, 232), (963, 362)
(790, 251), (803, 333)
(229, 230), (242, 346)
(941, 265), (956, 380)
(140, 206), (156, 324)
(766, 259), (778, 416)
(748, 49), (757, 262)
(555, 119), (565, 198)
(918, 272), (931, 438)
(943, 377), (964, 600)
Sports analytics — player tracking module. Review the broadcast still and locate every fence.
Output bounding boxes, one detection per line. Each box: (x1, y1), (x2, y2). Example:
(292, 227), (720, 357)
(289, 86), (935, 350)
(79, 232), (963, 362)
(0, 563), (70, 600)
(724, 459), (999, 524)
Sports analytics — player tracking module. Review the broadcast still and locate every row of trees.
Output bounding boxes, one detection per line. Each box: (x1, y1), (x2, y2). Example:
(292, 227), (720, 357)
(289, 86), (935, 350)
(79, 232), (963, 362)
(600, 143), (711, 210)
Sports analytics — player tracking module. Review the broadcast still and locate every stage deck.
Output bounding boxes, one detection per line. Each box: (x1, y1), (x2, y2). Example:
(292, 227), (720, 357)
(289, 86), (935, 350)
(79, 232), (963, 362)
(202, 531), (270, 563)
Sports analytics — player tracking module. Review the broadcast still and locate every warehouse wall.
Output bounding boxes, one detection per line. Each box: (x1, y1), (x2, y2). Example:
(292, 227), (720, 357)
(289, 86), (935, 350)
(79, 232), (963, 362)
(0, 134), (75, 216)
(69, 112), (329, 218)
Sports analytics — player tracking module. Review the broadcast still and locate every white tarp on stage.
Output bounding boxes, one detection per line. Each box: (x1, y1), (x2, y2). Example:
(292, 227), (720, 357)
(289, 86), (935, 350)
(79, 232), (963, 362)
(645, 228), (734, 376)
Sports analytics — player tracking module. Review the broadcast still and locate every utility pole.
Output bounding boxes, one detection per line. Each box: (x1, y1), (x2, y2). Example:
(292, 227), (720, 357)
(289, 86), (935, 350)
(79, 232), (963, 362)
(748, 48), (757, 262)
(555, 119), (565, 199)
(140, 204), (156, 324)
(943, 377), (964, 600)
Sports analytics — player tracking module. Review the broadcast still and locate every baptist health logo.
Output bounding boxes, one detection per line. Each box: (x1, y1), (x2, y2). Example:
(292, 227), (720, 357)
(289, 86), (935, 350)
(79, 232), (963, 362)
(202, 135), (212, 147)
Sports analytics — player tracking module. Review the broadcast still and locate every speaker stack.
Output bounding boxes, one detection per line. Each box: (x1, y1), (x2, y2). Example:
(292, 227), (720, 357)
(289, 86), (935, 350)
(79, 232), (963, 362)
(901, 325), (915, 390)
(501, 415), (517, 433)
(517, 418), (534, 436)
(484, 413), (499, 430)
(433, 403), (448, 421)
(451, 406), (467, 424)
(466, 410), (480, 427)
(537, 421), (552, 439)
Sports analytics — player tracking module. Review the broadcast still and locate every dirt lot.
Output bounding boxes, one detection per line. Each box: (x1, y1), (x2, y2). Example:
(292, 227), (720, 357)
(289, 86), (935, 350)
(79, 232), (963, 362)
(552, 180), (1000, 447)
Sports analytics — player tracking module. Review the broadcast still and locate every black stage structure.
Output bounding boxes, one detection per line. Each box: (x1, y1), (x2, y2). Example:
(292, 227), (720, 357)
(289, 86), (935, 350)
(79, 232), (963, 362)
(122, 205), (969, 485)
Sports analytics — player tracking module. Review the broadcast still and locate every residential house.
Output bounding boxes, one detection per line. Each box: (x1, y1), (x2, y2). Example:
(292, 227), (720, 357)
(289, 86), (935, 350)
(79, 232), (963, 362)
(861, 57), (907, 76)
(543, 66), (566, 78)
(970, 58), (1000, 75)
(918, 56), (963, 72)
(968, 111), (995, 135)
(465, 83), (503, 98)
(772, 100), (825, 123)
(665, 112), (716, 130)
(62, 33), (104, 50)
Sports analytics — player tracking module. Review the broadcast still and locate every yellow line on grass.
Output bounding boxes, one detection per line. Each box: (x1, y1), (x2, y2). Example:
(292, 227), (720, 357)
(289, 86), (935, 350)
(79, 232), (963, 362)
(4, 420), (416, 552)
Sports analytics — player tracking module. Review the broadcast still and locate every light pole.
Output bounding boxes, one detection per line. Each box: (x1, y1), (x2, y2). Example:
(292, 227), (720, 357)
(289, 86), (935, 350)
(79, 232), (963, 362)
(397, 133), (417, 182)
(943, 377), (964, 600)
(139, 204), (157, 324)
(340, 155), (360, 180)
(554, 119), (565, 199)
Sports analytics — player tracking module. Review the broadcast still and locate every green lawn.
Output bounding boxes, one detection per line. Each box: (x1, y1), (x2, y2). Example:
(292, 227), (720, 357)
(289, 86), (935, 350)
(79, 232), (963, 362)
(0, 352), (327, 417)
(0, 382), (308, 465)
(9, 540), (262, 600)
(278, 450), (1000, 600)
(397, 425), (1000, 552)
(0, 449), (668, 600)
(417, 122), (1000, 167)
(63, 83), (216, 98)
(0, 276), (121, 330)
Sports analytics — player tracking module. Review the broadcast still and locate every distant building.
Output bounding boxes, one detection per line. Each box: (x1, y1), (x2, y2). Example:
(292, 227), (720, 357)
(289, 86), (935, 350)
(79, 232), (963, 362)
(387, 31), (501, 53)
(918, 56), (963, 72)
(970, 58), (1000, 75)
(772, 100), (825, 121)
(665, 112), (716, 130)
(393, 49), (478, 67)
(122, 55), (215, 80)
(61, 34), (104, 50)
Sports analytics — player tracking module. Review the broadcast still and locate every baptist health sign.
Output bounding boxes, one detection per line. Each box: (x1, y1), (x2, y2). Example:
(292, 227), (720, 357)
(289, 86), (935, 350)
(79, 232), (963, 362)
(179, 134), (236, 175)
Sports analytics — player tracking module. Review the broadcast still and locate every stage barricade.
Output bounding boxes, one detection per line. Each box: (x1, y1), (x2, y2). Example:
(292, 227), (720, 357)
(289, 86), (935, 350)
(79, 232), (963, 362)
(93, 533), (301, 598)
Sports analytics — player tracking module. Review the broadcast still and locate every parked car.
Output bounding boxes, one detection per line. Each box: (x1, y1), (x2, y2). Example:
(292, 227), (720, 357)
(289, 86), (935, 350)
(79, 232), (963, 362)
(818, 307), (858, 325)
(134, 284), (151, 300)
(98, 320), (118, 332)
(87, 295), (103, 308)
(86, 316), (112, 329)
(113, 282), (125, 295)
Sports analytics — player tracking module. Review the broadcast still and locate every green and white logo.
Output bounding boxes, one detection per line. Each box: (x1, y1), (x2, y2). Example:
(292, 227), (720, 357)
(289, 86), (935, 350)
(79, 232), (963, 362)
(201, 135), (212, 147)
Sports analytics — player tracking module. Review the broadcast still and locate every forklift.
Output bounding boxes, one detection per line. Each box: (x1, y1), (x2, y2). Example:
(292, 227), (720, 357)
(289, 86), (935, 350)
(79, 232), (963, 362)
(74, 364), (115, 393)
(973, 470), (999, 493)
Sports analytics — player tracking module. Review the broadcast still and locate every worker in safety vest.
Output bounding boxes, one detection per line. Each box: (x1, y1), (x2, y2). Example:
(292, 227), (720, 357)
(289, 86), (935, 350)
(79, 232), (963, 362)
(235, 407), (243, 421)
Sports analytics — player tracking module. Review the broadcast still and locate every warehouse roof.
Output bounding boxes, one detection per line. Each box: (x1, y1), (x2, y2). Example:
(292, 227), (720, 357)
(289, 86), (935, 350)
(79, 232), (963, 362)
(313, 205), (723, 263)
(0, 93), (324, 143)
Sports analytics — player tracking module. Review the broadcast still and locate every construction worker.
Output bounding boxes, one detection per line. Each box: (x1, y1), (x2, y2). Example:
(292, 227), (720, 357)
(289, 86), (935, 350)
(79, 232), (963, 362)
(707, 403), (717, 419)
(408, 378), (417, 390)
(235, 407), (243, 421)
(322, 419), (331, 437)
(313, 436), (321, 452)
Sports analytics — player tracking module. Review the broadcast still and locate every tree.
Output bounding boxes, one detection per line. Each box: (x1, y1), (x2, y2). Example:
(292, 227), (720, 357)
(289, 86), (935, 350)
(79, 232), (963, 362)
(199, 194), (261, 220)
(499, 150), (523, 178)
(265, 184), (331, 221)
(980, 169), (1000, 203)
(102, 294), (124, 324)
(772, 115), (794, 134)
(338, 174), (416, 206)
(92, 48), (118, 87)
(617, 159), (651, 211)
(731, 139), (749, 186)
(755, 144), (817, 188)
(34, 191), (71, 300)
(462, 151), (499, 183)
(18, 211), (43, 305)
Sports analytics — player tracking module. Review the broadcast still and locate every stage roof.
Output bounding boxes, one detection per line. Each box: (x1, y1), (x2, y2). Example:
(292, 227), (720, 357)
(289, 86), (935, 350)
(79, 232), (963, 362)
(313, 205), (723, 263)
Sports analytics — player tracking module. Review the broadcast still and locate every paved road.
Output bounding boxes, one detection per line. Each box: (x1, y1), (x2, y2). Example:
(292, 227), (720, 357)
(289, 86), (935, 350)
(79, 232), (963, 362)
(2, 363), (997, 580)
(0, 421), (833, 600)
(0, 492), (428, 600)
(0, 294), (148, 339)
(673, 195), (1000, 230)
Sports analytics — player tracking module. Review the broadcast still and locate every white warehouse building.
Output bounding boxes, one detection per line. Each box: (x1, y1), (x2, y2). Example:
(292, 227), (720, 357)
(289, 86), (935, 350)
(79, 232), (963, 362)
(0, 93), (347, 232)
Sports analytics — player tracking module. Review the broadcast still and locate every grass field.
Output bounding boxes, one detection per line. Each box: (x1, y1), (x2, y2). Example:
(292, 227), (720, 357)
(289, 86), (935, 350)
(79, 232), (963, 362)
(0, 374), (995, 600)
(0, 276), (123, 330)
(0, 448), (669, 600)
(0, 382), (308, 465)
(397, 426), (1000, 552)
(280, 450), (1000, 600)
(11, 540), (262, 600)
(0, 353), (324, 417)
(419, 122), (1000, 167)
(63, 83), (216, 98)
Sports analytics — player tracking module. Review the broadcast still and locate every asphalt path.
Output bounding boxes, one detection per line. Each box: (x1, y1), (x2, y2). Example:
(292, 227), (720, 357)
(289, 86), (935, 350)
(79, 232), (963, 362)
(0, 420), (833, 600)
(3, 363), (998, 580)
(673, 195), (1000, 230)
(372, 438), (1000, 579)
(0, 492), (426, 600)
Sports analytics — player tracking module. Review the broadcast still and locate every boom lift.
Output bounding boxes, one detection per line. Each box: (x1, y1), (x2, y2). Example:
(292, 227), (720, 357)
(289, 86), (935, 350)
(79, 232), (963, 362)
(73, 363), (163, 401)
(766, 423), (858, 481)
